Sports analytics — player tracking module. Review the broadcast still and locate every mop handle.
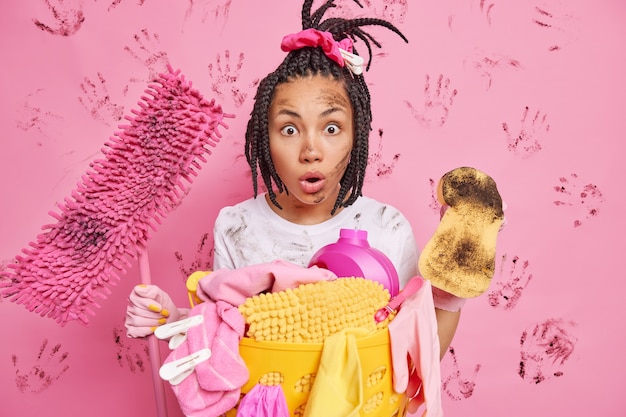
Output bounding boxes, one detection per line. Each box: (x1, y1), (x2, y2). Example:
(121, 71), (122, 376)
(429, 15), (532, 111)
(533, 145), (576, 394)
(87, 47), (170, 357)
(138, 249), (169, 417)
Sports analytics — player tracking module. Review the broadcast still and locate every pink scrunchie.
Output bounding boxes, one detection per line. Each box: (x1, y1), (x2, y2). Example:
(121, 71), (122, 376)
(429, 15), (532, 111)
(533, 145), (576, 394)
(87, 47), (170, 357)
(281, 28), (353, 67)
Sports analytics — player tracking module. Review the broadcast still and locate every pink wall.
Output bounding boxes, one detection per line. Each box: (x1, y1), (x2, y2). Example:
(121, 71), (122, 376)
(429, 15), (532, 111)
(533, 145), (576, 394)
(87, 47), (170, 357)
(1, 0), (624, 416)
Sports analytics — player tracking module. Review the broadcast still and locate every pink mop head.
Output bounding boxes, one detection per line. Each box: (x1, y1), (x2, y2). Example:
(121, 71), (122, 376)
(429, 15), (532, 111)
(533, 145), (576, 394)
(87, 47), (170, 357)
(1, 65), (233, 326)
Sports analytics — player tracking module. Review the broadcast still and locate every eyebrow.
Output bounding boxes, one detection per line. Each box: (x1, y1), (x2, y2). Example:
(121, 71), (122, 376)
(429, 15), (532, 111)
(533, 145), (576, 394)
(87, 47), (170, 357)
(275, 108), (300, 118)
(274, 105), (347, 120)
(321, 106), (345, 118)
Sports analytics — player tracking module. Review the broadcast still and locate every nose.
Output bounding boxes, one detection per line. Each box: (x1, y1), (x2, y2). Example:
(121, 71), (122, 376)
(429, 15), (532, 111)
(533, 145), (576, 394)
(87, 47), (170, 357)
(300, 135), (322, 163)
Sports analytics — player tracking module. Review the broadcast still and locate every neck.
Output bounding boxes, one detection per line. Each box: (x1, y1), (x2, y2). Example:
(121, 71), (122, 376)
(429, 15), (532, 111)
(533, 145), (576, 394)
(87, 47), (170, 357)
(265, 192), (344, 225)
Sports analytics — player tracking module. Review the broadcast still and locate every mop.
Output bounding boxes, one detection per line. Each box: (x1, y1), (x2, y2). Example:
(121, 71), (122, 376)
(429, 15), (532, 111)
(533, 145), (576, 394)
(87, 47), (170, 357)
(1, 64), (233, 417)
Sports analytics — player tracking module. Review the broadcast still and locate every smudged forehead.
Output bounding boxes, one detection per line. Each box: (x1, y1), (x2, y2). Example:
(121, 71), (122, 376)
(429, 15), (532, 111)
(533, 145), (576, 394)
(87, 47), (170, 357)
(272, 76), (351, 113)
(315, 87), (350, 109)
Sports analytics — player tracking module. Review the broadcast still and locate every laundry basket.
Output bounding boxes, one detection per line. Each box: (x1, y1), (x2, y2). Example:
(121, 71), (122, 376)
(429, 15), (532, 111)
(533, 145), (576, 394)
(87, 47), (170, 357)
(185, 271), (407, 417)
(225, 329), (407, 417)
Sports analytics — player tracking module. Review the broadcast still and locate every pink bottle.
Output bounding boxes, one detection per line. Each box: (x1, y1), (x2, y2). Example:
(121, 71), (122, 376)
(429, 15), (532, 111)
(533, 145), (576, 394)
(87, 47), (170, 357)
(308, 228), (400, 296)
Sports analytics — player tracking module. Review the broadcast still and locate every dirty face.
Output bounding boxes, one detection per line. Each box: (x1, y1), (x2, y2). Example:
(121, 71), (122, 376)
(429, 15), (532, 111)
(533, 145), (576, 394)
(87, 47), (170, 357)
(267, 74), (353, 222)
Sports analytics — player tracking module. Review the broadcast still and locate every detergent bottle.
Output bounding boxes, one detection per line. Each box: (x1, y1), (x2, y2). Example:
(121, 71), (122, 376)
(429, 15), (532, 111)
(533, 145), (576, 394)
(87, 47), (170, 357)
(308, 228), (400, 296)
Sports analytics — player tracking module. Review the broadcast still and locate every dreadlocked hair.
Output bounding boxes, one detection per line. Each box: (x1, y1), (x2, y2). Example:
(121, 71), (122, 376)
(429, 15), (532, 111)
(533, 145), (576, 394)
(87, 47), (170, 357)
(245, 0), (408, 215)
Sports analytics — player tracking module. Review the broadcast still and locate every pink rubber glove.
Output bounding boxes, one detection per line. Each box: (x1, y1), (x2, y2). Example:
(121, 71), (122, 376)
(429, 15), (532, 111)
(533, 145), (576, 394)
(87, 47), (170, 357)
(406, 377), (425, 414)
(431, 285), (466, 312)
(125, 284), (188, 338)
(388, 280), (443, 417)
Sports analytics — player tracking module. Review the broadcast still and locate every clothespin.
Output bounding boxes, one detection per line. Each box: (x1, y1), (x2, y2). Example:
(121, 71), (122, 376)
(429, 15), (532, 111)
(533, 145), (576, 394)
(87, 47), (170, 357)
(155, 315), (204, 349)
(159, 348), (212, 385)
(339, 48), (365, 75)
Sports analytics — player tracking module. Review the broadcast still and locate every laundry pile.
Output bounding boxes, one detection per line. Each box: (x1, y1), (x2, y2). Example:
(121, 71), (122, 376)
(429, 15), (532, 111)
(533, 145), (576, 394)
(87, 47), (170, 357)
(154, 260), (442, 417)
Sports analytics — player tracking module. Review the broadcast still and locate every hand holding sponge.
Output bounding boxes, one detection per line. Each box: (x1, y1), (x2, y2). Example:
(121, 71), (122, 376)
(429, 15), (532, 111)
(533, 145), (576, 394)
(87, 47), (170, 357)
(419, 167), (504, 299)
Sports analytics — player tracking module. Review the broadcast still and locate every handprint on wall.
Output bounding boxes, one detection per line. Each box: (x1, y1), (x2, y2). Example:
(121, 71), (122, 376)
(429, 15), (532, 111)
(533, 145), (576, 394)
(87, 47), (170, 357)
(33, 0), (85, 36)
(325, 0), (407, 24)
(426, 177), (441, 215)
(78, 72), (125, 126)
(519, 318), (577, 384)
(104, 0), (123, 12)
(113, 326), (148, 373)
(463, 52), (522, 91)
(441, 346), (482, 401)
(365, 129), (400, 183)
(449, 0), (496, 30)
(476, 0), (496, 26)
(488, 254), (533, 311)
(207, 50), (250, 108)
(175, 232), (214, 280)
(404, 74), (457, 129)
(124, 29), (170, 82)
(104, 0), (147, 12)
(379, 0), (409, 24)
(11, 339), (70, 393)
(16, 89), (63, 141)
(553, 173), (605, 227)
(532, 0), (579, 52)
(184, 0), (233, 27)
(502, 105), (550, 158)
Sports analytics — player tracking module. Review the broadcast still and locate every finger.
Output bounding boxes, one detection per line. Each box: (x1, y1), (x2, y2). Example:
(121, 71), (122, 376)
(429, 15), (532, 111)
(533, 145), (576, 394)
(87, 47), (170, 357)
(151, 289), (175, 309)
(126, 305), (164, 321)
(125, 324), (155, 338)
(407, 384), (425, 414)
(132, 284), (158, 298)
(133, 285), (175, 317)
(406, 372), (421, 398)
(126, 309), (167, 327)
(129, 293), (168, 316)
(125, 315), (167, 338)
(389, 340), (410, 392)
(133, 284), (169, 305)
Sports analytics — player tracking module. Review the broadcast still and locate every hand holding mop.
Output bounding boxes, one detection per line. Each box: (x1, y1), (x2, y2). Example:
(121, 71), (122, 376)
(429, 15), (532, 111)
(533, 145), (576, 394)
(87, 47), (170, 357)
(1, 64), (233, 416)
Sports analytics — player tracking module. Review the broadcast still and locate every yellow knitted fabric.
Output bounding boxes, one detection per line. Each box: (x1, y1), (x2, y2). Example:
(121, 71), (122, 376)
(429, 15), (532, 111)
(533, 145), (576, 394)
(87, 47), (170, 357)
(238, 277), (393, 343)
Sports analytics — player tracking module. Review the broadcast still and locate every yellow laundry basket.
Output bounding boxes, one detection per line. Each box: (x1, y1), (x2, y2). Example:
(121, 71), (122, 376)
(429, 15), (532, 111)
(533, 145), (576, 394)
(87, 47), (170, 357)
(225, 329), (407, 417)
(186, 271), (407, 416)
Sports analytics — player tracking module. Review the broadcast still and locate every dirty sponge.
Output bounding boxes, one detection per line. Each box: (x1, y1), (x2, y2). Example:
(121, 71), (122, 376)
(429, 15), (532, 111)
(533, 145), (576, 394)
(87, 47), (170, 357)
(419, 167), (504, 298)
(238, 277), (391, 343)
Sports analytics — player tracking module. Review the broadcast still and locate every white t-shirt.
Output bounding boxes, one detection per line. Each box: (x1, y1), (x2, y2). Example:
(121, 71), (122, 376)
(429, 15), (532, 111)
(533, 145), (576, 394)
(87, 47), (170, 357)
(212, 194), (419, 288)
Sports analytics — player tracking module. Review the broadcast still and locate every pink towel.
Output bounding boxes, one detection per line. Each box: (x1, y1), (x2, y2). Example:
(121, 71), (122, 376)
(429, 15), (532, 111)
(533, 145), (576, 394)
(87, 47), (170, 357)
(165, 261), (335, 416)
(164, 300), (247, 416)
(196, 260), (337, 305)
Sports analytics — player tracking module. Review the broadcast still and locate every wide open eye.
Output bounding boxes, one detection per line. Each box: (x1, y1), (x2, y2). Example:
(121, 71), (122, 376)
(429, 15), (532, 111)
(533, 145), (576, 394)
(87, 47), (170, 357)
(324, 123), (340, 135)
(280, 125), (299, 136)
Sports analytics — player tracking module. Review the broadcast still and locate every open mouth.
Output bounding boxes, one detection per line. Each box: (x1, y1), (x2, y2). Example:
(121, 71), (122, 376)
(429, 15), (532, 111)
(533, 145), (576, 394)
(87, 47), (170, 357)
(299, 173), (326, 194)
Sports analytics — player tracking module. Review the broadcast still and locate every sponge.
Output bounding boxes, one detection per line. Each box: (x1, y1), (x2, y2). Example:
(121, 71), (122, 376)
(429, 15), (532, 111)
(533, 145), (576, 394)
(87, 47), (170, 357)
(418, 167), (504, 298)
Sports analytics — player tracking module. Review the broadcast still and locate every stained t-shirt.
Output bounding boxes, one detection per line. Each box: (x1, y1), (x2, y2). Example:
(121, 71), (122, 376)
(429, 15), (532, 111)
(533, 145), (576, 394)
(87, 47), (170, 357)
(212, 194), (419, 288)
